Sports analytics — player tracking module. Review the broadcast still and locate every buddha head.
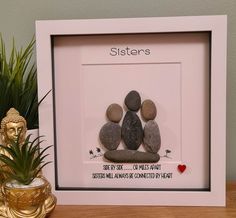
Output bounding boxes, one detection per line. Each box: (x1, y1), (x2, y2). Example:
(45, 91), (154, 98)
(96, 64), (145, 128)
(0, 108), (27, 145)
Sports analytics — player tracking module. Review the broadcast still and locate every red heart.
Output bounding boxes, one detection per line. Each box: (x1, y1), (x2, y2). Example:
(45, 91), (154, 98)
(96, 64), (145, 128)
(178, 164), (186, 173)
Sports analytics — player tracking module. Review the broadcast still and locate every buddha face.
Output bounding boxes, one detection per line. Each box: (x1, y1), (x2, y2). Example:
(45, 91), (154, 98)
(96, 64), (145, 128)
(0, 108), (27, 145)
(4, 121), (26, 144)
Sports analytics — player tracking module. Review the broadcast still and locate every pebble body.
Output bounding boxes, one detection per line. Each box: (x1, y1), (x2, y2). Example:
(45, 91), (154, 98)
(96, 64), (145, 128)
(122, 111), (143, 150)
(106, 103), (123, 123)
(143, 120), (161, 153)
(141, 99), (157, 120)
(99, 122), (121, 150)
(104, 150), (160, 163)
(124, 90), (141, 111)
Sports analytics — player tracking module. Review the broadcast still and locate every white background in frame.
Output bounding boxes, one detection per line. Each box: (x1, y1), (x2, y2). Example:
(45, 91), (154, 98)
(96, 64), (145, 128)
(52, 33), (210, 190)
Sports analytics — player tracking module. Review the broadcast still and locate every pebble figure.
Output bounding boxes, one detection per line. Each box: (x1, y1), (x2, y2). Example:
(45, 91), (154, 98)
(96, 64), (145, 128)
(122, 90), (143, 150)
(141, 99), (161, 153)
(99, 103), (123, 150)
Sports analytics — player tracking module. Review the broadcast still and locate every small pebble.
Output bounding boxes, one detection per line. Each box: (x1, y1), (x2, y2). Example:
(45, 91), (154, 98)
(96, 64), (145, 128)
(143, 120), (161, 153)
(106, 103), (123, 123)
(122, 111), (143, 150)
(99, 122), (121, 150)
(141, 99), (157, 121)
(124, 90), (141, 111)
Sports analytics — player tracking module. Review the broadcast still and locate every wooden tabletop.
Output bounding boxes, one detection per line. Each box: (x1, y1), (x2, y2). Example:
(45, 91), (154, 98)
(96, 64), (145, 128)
(49, 182), (236, 218)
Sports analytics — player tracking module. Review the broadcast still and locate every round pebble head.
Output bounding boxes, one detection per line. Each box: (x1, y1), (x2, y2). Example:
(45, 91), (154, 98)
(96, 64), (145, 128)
(141, 99), (157, 120)
(106, 103), (123, 123)
(124, 90), (141, 111)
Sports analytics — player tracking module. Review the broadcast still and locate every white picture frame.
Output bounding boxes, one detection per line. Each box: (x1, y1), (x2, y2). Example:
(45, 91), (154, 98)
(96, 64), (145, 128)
(36, 15), (227, 206)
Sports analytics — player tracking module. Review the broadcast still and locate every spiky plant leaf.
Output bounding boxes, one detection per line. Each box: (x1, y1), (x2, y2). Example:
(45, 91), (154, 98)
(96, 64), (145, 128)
(0, 134), (52, 185)
(0, 35), (51, 129)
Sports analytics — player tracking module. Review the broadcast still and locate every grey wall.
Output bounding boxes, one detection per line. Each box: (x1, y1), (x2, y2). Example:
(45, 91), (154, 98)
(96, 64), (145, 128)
(1, 0), (235, 180)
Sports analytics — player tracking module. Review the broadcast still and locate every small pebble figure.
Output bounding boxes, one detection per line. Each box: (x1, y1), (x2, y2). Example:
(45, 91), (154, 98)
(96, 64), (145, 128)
(122, 90), (143, 150)
(141, 99), (161, 153)
(99, 103), (123, 150)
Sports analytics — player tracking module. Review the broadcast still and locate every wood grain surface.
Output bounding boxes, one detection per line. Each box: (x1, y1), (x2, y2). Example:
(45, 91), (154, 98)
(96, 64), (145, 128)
(49, 182), (236, 218)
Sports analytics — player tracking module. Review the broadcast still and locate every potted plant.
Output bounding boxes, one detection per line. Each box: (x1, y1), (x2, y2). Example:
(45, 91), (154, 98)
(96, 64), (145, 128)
(0, 133), (54, 217)
(0, 35), (50, 143)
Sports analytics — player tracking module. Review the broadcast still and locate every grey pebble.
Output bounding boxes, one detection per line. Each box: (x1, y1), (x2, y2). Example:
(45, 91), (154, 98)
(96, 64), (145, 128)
(104, 150), (160, 163)
(124, 90), (141, 111)
(122, 111), (143, 150)
(143, 120), (161, 153)
(99, 122), (121, 150)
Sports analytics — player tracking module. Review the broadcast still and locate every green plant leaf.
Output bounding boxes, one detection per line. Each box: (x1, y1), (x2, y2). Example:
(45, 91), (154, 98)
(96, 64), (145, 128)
(0, 134), (52, 185)
(0, 35), (51, 129)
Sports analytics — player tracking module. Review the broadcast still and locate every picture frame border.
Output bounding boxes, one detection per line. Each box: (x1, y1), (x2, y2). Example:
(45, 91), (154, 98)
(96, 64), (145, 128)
(36, 15), (227, 206)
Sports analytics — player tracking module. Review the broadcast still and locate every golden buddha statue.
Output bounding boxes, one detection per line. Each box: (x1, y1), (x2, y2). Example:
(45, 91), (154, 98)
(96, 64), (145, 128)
(0, 108), (27, 145)
(0, 108), (56, 218)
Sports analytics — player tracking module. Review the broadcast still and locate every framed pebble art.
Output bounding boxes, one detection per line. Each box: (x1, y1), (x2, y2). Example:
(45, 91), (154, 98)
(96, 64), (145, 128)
(36, 15), (227, 206)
